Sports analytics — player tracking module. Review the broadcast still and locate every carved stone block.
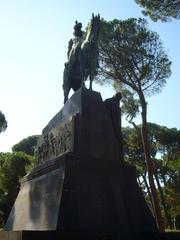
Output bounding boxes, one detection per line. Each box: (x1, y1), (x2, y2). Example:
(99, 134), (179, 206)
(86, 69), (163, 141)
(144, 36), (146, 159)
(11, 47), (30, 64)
(35, 116), (75, 165)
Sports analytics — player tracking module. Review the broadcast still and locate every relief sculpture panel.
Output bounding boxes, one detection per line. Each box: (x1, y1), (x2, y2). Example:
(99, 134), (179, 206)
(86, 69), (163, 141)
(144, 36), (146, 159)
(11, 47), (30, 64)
(35, 116), (74, 165)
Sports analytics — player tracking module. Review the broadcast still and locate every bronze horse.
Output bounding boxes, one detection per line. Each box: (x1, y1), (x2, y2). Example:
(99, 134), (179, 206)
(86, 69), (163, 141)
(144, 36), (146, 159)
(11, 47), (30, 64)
(63, 14), (101, 103)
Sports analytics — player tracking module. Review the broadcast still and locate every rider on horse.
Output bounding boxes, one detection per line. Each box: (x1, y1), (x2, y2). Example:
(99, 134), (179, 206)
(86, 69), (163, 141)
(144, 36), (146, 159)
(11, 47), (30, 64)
(67, 21), (83, 69)
(63, 21), (84, 103)
(63, 14), (101, 104)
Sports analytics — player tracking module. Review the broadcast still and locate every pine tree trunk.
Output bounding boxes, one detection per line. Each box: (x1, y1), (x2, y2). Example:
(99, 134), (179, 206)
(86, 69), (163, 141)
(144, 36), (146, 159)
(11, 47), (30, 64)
(139, 91), (165, 232)
(153, 169), (173, 228)
(141, 172), (157, 217)
(142, 172), (154, 208)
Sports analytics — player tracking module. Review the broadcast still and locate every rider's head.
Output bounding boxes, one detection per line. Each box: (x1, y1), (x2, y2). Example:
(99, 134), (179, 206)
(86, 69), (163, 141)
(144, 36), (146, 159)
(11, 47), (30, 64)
(73, 21), (83, 37)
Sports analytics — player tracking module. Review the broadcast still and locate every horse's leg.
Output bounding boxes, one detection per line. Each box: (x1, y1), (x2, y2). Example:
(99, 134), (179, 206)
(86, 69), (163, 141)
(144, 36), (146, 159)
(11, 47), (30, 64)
(63, 90), (68, 104)
(63, 82), (71, 104)
(79, 52), (86, 88)
(80, 64), (85, 88)
(63, 65), (71, 103)
(89, 75), (92, 90)
(89, 69), (94, 91)
(81, 77), (85, 88)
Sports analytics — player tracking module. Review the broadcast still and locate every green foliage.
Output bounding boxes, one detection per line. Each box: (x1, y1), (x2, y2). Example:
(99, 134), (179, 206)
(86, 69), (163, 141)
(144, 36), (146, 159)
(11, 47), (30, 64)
(0, 152), (34, 225)
(0, 133), (38, 227)
(165, 172), (180, 219)
(98, 18), (171, 96)
(135, 0), (180, 22)
(122, 126), (145, 171)
(122, 123), (161, 176)
(167, 160), (180, 172)
(123, 123), (180, 229)
(154, 126), (180, 158)
(0, 111), (7, 134)
(12, 135), (40, 156)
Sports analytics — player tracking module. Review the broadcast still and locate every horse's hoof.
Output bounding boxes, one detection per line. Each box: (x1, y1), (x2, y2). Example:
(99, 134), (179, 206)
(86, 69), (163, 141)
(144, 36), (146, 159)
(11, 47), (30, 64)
(89, 85), (93, 91)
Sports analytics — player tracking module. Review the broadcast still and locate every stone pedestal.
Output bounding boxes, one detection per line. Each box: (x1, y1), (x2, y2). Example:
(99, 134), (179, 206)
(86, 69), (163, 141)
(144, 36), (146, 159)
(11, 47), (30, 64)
(2, 88), (158, 239)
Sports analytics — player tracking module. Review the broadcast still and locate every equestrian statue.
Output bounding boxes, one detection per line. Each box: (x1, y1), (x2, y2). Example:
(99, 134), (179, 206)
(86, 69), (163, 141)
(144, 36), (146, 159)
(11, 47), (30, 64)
(63, 14), (101, 103)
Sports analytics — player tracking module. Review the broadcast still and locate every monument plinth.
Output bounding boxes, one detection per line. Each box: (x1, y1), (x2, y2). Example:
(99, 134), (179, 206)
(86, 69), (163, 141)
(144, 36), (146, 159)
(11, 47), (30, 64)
(3, 88), (158, 239)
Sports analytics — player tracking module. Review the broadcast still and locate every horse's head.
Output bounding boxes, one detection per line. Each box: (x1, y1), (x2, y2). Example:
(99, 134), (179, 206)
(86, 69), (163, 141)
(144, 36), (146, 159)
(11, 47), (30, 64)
(87, 13), (101, 42)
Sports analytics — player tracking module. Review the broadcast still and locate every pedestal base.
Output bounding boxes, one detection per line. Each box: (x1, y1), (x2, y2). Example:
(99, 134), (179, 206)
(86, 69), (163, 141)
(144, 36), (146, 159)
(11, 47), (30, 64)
(5, 153), (158, 239)
(1, 231), (179, 240)
(4, 89), (159, 239)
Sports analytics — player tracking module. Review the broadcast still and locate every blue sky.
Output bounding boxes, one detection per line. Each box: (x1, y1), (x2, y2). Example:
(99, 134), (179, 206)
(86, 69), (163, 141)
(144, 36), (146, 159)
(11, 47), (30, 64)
(0, 0), (180, 152)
